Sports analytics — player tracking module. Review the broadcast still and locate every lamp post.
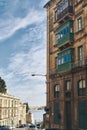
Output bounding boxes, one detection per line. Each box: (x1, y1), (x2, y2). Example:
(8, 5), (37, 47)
(31, 74), (46, 77)
(31, 73), (49, 128)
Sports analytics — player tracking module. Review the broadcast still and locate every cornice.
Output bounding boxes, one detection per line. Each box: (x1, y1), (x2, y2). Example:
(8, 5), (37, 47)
(44, 0), (56, 8)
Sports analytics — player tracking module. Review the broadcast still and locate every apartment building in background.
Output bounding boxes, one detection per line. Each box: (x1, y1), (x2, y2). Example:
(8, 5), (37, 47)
(44, 0), (87, 129)
(0, 93), (26, 127)
(19, 103), (26, 126)
(26, 112), (34, 124)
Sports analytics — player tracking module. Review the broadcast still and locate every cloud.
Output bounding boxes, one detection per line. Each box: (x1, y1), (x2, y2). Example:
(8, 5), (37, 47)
(0, 38), (46, 106)
(40, 0), (49, 7)
(0, 9), (45, 41)
(0, 0), (47, 106)
(8, 44), (46, 80)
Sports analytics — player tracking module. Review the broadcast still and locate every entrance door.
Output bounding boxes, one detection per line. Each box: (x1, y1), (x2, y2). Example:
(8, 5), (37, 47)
(65, 101), (72, 129)
(78, 100), (87, 129)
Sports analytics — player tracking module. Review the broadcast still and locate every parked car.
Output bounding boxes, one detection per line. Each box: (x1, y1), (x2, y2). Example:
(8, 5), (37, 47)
(28, 124), (38, 130)
(7, 126), (15, 130)
(0, 126), (9, 130)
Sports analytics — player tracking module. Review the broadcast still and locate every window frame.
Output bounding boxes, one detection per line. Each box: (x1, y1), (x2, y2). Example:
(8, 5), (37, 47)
(78, 79), (86, 96)
(54, 84), (60, 98)
(77, 17), (82, 31)
(65, 80), (71, 91)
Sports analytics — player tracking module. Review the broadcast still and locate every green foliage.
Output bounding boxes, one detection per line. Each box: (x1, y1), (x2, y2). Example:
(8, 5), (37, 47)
(40, 121), (45, 129)
(24, 102), (29, 113)
(0, 77), (7, 94)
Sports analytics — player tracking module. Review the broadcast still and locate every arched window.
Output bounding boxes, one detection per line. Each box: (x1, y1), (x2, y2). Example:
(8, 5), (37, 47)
(54, 84), (60, 98)
(78, 80), (86, 96)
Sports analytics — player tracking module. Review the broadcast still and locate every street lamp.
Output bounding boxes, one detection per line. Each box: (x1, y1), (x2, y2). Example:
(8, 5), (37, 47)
(31, 73), (49, 128)
(31, 74), (46, 77)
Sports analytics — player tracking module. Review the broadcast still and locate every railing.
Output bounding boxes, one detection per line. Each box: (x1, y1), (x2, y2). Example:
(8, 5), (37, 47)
(49, 58), (87, 75)
(72, 59), (87, 68)
(57, 6), (73, 21)
(56, 33), (74, 47)
(65, 91), (71, 98)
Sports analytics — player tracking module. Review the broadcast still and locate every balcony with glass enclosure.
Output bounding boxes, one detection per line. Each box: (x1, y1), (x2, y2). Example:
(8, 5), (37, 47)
(57, 0), (73, 23)
(57, 48), (74, 72)
(55, 20), (74, 48)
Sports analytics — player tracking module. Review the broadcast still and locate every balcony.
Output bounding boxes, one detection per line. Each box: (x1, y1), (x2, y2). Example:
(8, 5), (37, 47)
(49, 58), (87, 77)
(49, 62), (72, 76)
(57, 6), (73, 23)
(56, 33), (74, 48)
(65, 91), (71, 98)
(58, 62), (72, 72)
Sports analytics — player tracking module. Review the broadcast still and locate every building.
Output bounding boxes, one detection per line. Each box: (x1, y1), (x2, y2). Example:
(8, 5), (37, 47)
(44, 0), (87, 129)
(26, 112), (34, 124)
(0, 93), (20, 126)
(0, 93), (26, 127)
(19, 103), (26, 125)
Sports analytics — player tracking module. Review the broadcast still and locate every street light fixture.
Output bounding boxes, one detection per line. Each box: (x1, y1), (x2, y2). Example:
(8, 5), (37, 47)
(31, 73), (51, 128)
(31, 74), (46, 77)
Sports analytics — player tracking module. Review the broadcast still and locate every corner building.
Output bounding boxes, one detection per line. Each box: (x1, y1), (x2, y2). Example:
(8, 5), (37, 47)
(44, 0), (87, 129)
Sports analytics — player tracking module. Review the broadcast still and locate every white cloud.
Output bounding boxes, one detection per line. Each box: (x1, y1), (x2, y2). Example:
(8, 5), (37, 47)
(0, 0), (47, 106)
(0, 43), (46, 106)
(40, 0), (49, 7)
(0, 9), (45, 40)
(8, 44), (46, 79)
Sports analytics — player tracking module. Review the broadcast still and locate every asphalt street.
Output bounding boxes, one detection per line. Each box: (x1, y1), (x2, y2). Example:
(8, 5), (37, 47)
(14, 128), (28, 130)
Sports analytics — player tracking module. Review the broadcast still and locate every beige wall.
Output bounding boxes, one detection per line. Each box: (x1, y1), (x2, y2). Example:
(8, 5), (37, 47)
(0, 93), (26, 127)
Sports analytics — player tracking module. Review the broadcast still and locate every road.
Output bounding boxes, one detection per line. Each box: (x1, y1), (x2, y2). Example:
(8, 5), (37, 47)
(14, 128), (28, 130)
(14, 128), (42, 130)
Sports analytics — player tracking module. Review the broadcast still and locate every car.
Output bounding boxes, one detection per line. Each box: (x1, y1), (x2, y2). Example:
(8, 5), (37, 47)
(36, 124), (40, 129)
(28, 124), (38, 130)
(0, 126), (9, 130)
(7, 126), (15, 130)
(19, 125), (25, 128)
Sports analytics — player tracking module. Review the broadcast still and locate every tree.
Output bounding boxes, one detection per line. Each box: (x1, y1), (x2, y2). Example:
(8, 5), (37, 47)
(0, 77), (7, 94)
(24, 102), (29, 113)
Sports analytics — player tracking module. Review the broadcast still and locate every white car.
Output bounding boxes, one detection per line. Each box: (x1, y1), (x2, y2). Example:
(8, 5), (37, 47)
(8, 126), (15, 130)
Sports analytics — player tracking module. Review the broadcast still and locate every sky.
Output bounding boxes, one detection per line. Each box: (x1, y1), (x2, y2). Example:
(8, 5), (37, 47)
(0, 0), (48, 106)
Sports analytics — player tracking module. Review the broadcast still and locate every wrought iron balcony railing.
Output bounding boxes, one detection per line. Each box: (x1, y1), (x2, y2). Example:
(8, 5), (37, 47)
(57, 6), (73, 22)
(49, 58), (87, 76)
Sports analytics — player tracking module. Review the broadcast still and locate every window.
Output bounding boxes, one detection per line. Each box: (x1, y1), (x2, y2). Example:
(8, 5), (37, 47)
(65, 81), (71, 97)
(55, 10), (58, 21)
(54, 84), (60, 98)
(78, 46), (84, 65)
(57, 0), (68, 14)
(78, 80), (86, 96)
(58, 50), (71, 65)
(65, 81), (71, 91)
(55, 57), (58, 68)
(78, 17), (82, 31)
(78, 46), (83, 60)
